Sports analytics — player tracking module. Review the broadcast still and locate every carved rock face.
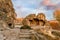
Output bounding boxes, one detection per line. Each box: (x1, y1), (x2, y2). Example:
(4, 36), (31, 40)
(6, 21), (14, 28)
(0, 0), (16, 28)
(0, 20), (9, 31)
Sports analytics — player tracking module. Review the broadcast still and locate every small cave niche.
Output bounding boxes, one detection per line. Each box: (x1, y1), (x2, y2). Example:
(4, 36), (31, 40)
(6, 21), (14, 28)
(39, 20), (45, 26)
(8, 23), (14, 29)
(33, 18), (39, 25)
(8, 23), (12, 27)
(29, 20), (33, 22)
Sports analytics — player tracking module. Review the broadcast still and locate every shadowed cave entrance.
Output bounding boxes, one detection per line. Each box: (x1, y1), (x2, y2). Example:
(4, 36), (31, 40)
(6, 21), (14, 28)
(8, 23), (14, 29)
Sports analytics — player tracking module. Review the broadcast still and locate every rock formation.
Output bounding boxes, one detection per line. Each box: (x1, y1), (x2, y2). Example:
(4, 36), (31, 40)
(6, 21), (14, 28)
(22, 14), (37, 26)
(22, 13), (53, 38)
(22, 13), (50, 27)
(0, 0), (17, 28)
(37, 13), (46, 21)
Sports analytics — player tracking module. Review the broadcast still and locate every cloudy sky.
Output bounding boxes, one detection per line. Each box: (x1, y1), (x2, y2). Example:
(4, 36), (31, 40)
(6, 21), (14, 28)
(12, 0), (60, 20)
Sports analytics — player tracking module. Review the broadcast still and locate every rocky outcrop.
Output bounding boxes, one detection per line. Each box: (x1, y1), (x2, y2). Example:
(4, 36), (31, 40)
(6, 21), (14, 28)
(22, 13), (52, 37)
(22, 13), (50, 27)
(22, 14), (36, 26)
(37, 13), (46, 20)
(0, 0), (17, 28)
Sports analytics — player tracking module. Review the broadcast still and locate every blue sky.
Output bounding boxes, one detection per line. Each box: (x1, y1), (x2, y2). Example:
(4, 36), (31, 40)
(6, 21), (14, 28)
(12, 0), (60, 20)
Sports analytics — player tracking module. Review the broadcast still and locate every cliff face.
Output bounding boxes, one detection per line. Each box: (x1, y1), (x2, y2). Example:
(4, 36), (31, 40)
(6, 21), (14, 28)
(0, 0), (16, 28)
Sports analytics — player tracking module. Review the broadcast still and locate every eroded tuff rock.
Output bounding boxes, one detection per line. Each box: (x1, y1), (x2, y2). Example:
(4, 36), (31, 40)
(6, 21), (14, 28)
(22, 13), (50, 27)
(0, 20), (10, 31)
(0, 0), (16, 28)
(0, 28), (60, 40)
(22, 14), (37, 26)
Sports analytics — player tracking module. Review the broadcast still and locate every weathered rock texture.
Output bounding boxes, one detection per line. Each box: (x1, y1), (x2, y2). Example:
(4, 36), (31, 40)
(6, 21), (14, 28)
(0, 0), (16, 28)
(0, 28), (60, 40)
(22, 14), (36, 26)
(22, 13), (50, 27)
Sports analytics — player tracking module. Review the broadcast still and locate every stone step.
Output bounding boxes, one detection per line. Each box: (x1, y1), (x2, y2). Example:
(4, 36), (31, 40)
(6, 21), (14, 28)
(19, 39), (31, 40)
(19, 35), (32, 37)
(20, 33), (32, 34)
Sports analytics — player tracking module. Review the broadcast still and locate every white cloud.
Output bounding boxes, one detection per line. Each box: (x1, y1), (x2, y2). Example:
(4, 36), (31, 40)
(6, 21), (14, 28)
(12, 0), (55, 20)
(15, 7), (35, 18)
(15, 6), (48, 18)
